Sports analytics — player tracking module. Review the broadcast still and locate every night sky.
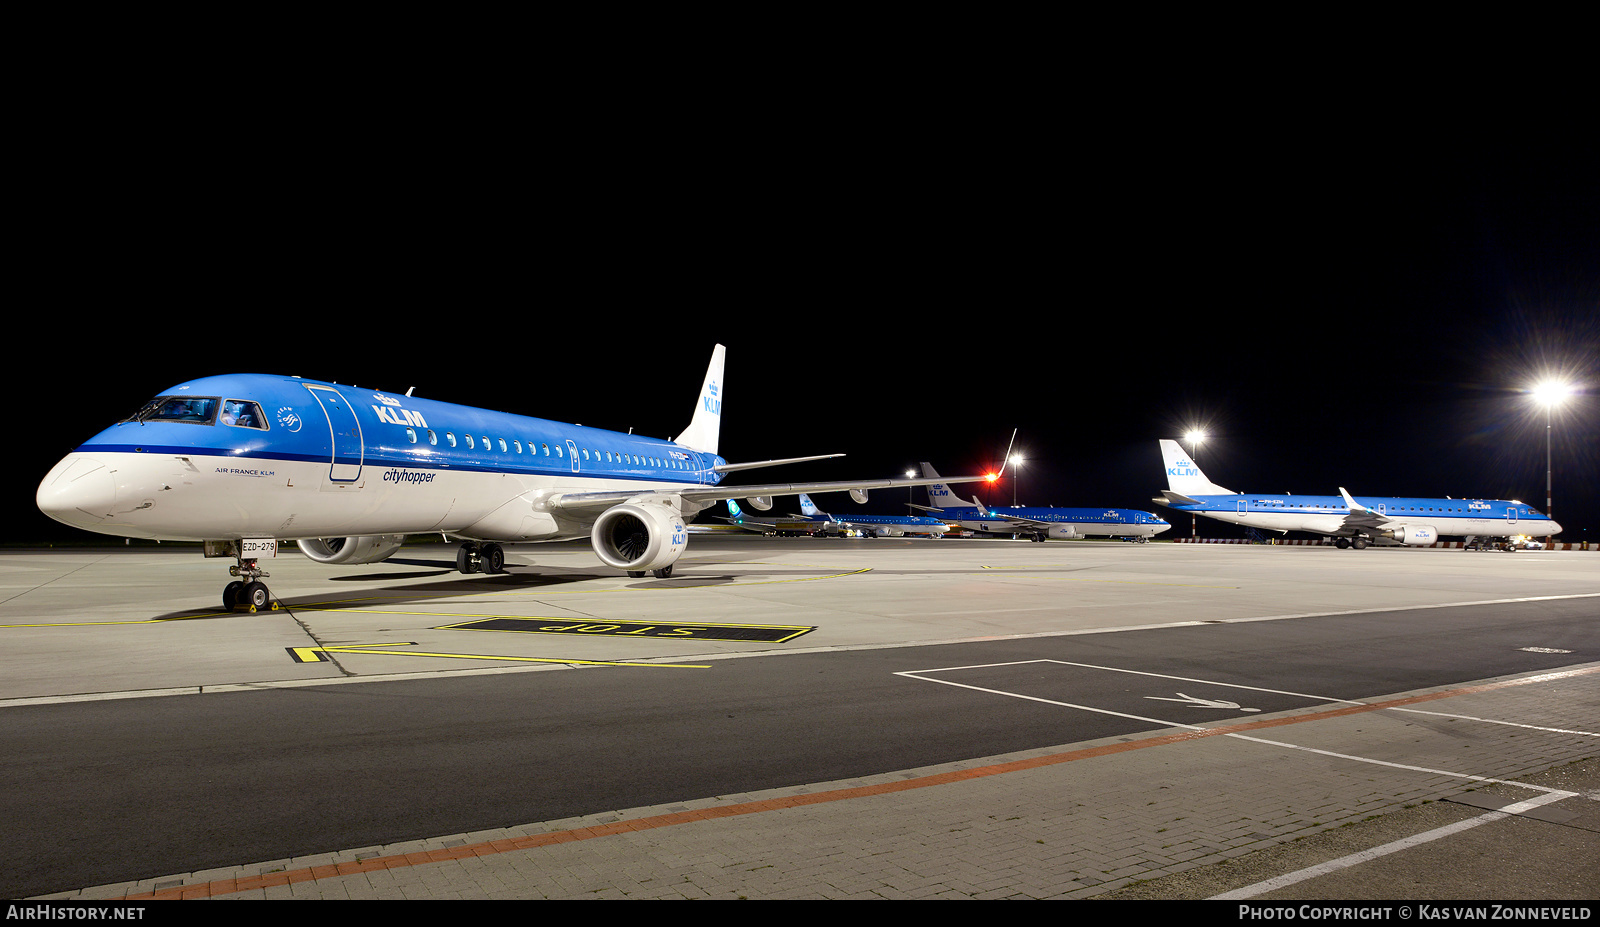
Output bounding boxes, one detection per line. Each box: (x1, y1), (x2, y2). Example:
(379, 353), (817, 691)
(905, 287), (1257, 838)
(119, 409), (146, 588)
(11, 125), (1597, 545)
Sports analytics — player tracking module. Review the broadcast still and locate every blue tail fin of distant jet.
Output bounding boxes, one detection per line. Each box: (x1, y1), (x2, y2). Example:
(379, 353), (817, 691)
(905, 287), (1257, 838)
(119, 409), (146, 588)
(799, 494), (821, 517)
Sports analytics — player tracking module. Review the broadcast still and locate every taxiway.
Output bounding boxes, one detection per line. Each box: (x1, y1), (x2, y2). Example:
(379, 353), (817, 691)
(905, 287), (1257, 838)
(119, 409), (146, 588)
(1, 537), (1596, 900)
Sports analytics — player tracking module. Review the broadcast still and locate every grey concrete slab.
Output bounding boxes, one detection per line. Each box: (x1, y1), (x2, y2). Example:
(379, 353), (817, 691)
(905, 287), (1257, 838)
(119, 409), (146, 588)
(3, 538), (1598, 901)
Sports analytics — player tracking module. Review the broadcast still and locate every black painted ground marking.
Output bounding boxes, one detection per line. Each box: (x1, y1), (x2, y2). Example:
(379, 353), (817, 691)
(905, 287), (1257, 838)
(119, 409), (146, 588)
(437, 617), (816, 643)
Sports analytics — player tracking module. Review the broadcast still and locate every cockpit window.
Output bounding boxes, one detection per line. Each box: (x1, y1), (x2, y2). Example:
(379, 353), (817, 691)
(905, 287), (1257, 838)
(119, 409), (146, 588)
(125, 396), (219, 425)
(221, 399), (266, 430)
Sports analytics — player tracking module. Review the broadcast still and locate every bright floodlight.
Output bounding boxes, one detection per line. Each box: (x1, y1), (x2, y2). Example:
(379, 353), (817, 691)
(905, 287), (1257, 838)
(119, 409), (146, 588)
(1533, 381), (1573, 407)
(1185, 429), (1206, 445)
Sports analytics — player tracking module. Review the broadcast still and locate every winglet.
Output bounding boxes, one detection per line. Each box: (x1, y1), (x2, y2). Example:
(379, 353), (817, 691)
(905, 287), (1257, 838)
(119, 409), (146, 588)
(1338, 487), (1367, 514)
(673, 344), (726, 455)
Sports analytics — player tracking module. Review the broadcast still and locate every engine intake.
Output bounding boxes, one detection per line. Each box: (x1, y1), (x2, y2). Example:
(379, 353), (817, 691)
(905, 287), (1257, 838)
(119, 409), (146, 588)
(591, 502), (687, 574)
(297, 535), (407, 564)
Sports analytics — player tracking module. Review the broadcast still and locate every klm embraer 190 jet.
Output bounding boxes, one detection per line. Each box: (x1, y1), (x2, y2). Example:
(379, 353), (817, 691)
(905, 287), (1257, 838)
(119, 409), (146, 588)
(1153, 439), (1561, 549)
(725, 494), (950, 537)
(36, 345), (986, 611)
(916, 464), (1171, 542)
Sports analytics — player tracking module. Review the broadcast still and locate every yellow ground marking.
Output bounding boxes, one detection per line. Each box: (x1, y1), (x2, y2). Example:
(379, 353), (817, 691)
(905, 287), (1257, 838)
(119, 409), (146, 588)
(287, 642), (709, 669)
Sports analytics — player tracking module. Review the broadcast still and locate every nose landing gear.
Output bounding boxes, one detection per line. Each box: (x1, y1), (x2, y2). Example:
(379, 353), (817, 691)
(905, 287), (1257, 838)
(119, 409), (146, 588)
(224, 559), (276, 612)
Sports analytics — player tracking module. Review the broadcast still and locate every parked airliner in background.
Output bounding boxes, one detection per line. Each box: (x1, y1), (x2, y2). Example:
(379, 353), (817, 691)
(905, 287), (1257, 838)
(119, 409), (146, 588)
(36, 346), (984, 610)
(725, 494), (950, 537)
(1153, 439), (1561, 549)
(915, 464), (1171, 542)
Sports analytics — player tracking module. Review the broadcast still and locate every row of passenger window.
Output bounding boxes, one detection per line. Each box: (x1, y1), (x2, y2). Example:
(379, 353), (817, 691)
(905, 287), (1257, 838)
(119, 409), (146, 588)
(401, 427), (694, 470)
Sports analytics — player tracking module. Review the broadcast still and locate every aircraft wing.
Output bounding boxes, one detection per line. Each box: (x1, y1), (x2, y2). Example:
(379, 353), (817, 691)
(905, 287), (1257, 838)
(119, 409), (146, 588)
(1337, 487), (1392, 531)
(1154, 490), (1206, 507)
(982, 512), (1057, 529)
(545, 476), (991, 518)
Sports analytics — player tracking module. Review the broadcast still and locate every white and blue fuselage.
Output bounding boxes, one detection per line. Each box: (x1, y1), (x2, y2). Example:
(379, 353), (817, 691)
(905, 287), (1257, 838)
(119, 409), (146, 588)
(940, 505), (1171, 541)
(1154, 439), (1560, 548)
(38, 372), (727, 545)
(37, 347), (990, 605)
(916, 463), (1170, 541)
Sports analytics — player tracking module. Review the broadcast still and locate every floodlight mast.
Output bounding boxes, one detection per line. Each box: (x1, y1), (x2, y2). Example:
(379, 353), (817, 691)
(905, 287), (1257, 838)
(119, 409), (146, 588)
(1533, 382), (1571, 548)
(1185, 430), (1207, 538)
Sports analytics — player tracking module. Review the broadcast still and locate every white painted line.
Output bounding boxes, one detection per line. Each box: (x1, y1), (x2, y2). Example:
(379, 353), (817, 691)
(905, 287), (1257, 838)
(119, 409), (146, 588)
(1210, 790), (1578, 899)
(897, 658), (1365, 705)
(1388, 707), (1600, 738)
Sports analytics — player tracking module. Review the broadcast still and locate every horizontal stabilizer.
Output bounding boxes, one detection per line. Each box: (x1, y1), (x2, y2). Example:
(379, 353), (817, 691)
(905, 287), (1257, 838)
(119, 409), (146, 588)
(714, 454), (844, 473)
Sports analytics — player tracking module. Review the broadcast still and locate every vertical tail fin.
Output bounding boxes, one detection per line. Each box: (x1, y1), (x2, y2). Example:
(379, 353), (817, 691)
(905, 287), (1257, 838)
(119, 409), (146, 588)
(918, 462), (980, 509)
(1159, 439), (1234, 496)
(798, 494), (822, 518)
(673, 344), (725, 454)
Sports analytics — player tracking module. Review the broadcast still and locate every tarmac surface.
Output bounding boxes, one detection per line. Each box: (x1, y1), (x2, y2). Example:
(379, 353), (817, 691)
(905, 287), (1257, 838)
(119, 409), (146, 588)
(1, 536), (1596, 902)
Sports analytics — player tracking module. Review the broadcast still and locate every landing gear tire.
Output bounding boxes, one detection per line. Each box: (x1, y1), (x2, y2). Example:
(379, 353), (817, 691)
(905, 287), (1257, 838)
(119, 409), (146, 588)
(242, 581), (272, 611)
(456, 542), (505, 575)
(1352, 538), (1369, 550)
(1335, 538), (1350, 549)
(653, 565), (674, 578)
(224, 556), (272, 612)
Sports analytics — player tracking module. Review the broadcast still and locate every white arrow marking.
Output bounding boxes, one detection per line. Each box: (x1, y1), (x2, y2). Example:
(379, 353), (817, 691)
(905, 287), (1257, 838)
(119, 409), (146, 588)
(1145, 692), (1261, 712)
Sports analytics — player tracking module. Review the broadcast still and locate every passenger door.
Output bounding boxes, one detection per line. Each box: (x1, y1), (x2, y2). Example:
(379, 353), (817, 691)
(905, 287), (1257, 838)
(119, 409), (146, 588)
(304, 385), (364, 484)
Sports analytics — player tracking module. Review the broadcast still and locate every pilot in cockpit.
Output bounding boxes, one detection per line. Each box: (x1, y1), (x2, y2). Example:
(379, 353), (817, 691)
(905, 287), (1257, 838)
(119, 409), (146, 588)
(221, 401), (256, 428)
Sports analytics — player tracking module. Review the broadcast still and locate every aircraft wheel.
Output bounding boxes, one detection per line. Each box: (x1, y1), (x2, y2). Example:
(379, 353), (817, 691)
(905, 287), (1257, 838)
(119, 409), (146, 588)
(482, 543), (505, 574)
(627, 570), (646, 578)
(1335, 538), (1350, 549)
(242, 581), (271, 611)
(1352, 538), (1369, 550)
(653, 565), (674, 578)
(456, 544), (479, 574)
(223, 581), (243, 611)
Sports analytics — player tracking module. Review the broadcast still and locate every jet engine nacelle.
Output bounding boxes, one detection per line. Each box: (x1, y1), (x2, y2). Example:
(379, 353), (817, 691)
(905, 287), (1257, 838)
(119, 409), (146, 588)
(1048, 525), (1084, 540)
(850, 488), (869, 504)
(1388, 525), (1438, 546)
(745, 496), (774, 511)
(591, 501), (688, 573)
(297, 535), (407, 564)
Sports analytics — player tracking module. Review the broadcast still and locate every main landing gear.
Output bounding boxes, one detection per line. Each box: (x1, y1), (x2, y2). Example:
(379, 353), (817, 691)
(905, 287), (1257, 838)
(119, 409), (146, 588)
(223, 559), (275, 612)
(455, 541), (506, 574)
(1333, 537), (1371, 550)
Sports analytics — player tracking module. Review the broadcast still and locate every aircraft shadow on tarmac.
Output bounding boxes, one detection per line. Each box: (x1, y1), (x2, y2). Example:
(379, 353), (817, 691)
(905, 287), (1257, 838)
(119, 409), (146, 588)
(150, 558), (831, 620)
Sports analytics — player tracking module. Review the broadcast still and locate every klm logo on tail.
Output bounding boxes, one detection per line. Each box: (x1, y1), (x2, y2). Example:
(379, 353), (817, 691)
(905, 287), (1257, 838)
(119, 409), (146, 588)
(1168, 459), (1202, 478)
(703, 380), (721, 416)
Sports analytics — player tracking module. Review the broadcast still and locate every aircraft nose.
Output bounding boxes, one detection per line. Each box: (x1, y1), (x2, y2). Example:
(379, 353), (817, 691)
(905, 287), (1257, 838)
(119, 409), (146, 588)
(1548, 520), (1563, 537)
(37, 456), (117, 528)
